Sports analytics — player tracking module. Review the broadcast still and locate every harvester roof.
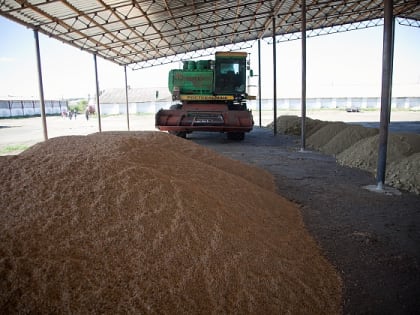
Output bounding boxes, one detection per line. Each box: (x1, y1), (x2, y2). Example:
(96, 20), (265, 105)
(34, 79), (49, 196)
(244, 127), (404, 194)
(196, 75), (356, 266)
(216, 52), (248, 58)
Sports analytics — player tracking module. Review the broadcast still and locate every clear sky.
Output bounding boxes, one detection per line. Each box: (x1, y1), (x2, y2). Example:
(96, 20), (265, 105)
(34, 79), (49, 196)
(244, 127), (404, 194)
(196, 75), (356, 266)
(0, 15), (419, 100)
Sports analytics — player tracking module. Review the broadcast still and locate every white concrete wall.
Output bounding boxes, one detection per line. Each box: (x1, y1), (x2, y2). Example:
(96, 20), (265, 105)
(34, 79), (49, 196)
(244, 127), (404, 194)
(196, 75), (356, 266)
(99, 101), (173, 115)
(0, 100), (67, 117)
(247, 97), (420, 111)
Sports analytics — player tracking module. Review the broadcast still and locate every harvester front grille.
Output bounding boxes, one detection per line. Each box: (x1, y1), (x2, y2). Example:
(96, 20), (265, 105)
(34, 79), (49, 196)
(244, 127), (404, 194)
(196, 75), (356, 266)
(187, 111), (224, 125)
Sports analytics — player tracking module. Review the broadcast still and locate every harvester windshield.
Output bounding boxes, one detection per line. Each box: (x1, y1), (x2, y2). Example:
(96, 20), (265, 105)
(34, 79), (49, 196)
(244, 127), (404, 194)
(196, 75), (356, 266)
(214, 53), (246, 95)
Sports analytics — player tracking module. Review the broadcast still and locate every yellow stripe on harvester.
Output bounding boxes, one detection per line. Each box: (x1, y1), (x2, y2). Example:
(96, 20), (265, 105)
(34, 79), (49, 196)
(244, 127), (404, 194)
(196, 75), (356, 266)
(180, 95), (234, 101)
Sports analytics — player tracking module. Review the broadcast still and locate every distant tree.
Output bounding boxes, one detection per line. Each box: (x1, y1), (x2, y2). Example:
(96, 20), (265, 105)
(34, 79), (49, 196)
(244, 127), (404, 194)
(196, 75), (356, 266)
(69, 99), (88, 113)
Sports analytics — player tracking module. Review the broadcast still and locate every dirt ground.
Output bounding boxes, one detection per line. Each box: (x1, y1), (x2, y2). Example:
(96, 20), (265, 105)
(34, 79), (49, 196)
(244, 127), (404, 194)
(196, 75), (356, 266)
(189, 128), (420, 314)
(1, 110), (419, 313)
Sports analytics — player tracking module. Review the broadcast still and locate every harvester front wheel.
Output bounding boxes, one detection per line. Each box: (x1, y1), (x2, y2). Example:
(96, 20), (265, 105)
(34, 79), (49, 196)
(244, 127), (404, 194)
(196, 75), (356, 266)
(170, 104), (183, 110)
(169, 131), (187, 139)
(227, 132), (245, 141)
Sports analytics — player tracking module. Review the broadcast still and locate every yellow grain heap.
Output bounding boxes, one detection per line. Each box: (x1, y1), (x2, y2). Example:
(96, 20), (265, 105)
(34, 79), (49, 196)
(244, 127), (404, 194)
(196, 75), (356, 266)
(0, 132), (341, 314)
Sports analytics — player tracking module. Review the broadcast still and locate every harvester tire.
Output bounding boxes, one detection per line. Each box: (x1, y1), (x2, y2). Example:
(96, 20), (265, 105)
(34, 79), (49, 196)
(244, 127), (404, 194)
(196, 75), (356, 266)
(227, 132), (245, 141)
(169, 131), (187, 139)
(170, 104), (183, 110)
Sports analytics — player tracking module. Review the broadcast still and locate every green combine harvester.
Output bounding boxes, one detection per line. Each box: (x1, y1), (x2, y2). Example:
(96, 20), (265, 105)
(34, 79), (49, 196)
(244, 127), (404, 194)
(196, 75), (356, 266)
(155, 51), (254, 140)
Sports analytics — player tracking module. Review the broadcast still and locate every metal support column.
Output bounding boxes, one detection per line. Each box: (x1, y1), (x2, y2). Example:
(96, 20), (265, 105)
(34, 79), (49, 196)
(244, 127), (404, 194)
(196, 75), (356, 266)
(376, 0), (395, 189)
(34, 30), (48, 141)
(124, 65), (130, 131)
(272, 17), (277, 135)
(258, 39), (262, 127)
(301, 0), (307, 151)
(93, 54), (102, 132)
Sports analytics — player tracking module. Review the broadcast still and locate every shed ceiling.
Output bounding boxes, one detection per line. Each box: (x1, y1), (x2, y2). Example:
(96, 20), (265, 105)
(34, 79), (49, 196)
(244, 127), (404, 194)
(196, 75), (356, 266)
(1, 0), (419, 69)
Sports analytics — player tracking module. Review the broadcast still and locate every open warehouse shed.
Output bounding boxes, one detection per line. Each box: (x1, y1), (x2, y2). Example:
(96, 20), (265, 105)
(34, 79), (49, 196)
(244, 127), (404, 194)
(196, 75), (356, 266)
(1, 1), (420, 314)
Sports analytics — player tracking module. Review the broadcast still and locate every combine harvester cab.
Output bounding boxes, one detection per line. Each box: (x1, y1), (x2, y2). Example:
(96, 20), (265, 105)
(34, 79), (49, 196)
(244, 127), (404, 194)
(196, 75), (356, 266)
(155, 52), (254, 140)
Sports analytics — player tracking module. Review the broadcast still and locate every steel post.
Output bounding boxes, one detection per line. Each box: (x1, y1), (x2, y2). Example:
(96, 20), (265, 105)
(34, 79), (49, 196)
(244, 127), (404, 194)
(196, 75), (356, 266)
(34, 30), (48, 141)
(258, 39), (262, 127)
(301, 0), (307, 151)
(124, 65), (130, 131)
(273, 17), (277, 135)
(93, 54), (102, 132)
(376, 0), (395, 189)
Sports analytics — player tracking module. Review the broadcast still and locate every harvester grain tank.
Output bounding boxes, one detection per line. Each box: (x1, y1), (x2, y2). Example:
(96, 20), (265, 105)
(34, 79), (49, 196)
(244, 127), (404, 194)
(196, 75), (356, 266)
(155, 51), (254, 140)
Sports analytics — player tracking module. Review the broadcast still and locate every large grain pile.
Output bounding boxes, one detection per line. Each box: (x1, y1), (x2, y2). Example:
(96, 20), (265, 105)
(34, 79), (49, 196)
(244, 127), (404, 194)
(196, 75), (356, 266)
(337, 133), (420, 173)
(386, 153), (420, 194)
(0, 132), (342, 314)
(269, 115), (420, 194)
(307, 122), (350, 150)
(320, 125), (378, 156)
(267, 115), (328, 137)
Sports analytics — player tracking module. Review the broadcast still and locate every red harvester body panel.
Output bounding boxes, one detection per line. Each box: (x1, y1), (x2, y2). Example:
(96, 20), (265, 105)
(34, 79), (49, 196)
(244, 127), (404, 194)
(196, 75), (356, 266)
(156, 103), (253, 133)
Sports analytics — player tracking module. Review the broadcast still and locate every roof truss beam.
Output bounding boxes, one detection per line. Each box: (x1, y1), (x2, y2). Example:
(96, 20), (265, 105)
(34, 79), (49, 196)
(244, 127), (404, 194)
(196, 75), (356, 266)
(0, 0), (419, 68)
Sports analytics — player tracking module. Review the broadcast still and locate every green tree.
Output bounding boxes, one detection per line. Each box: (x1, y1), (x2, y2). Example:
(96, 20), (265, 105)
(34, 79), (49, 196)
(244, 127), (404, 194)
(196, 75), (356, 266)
(68, 99), (88, 113)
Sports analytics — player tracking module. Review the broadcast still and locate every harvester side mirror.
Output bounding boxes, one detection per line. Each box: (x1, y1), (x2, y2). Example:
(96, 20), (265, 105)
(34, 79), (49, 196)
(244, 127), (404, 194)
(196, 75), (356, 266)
(250, 69), (254, 77)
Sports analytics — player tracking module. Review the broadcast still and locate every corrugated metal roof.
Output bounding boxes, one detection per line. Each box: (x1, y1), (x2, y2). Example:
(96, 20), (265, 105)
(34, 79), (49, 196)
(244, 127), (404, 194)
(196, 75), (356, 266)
(1, 0), (419, 69)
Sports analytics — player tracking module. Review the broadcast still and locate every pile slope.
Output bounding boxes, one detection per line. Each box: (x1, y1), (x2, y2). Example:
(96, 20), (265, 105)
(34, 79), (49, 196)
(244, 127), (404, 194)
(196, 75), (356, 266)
(0, 132), (342, 314)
